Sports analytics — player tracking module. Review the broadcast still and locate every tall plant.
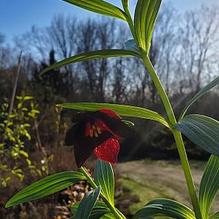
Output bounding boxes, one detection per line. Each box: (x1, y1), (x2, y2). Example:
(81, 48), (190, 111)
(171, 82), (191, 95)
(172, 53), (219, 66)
(6, 1), (219, 219)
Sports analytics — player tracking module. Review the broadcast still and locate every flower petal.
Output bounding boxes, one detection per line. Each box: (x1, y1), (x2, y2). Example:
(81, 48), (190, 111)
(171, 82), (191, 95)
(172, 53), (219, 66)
(94, 138), (120, 163)
(99, 109), (121, 119)
(94, 119), (119, 139)
(94, 111), (133, 137)
(65, 109), (132, 167)
(73, 131), (113, 167)
(65, 123), (81, 146)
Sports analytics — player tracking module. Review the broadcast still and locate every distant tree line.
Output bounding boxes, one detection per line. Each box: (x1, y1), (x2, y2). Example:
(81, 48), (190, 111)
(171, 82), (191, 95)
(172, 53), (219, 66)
(1, 3), (219, 160)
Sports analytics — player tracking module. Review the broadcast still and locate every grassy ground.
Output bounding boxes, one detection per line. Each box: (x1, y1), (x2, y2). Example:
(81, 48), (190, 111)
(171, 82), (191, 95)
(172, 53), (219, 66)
(116, 159), (219, 216)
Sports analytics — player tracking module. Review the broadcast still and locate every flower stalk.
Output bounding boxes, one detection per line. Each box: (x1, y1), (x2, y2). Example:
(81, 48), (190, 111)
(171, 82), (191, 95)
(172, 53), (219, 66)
(141, 53), (203, 219)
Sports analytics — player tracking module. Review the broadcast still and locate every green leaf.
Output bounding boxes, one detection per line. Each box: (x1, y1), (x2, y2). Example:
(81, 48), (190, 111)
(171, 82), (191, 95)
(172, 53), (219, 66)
(199, 155), (219, 219)
(134, 0), (162, 52)
(133, 198), (195, 219)
(5, 171), (86, 208)
(94, 160), (115, 206)
(75, 187), (101, 219)
(71, 201), (110, 219)
(89, 202), (110, 219)
(210, 212), (219, 219)
(175, 114), (219, 156)
(63, 0), (127, 21)
(19, 150), (29, 158)
(100, 213), (115, 219)
(40, 49), (138, 75)
(60, 102), (169, 128)
(180, 76), (219, 119)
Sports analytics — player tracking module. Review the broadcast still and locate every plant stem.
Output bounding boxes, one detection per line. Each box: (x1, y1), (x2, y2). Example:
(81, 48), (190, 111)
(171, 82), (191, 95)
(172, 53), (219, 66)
(9, 51), (22, 115)
(80, 167), (126, 219)
(141, 53), (202, 219)
(121, 0), (137, 42)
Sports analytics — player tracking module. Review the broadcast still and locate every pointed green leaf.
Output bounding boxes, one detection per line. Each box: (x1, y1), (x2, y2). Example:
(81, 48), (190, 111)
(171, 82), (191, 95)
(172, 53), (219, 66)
(199, 155), (219, 219)
(75, 187), (101, 219)
(71, 201), (110, 219)
(100, 213), (115, 219)
(94, 160), (115, 206)
(134, 0), (162, 52)
(5, 171), (86, 208)
(180, 76), (219, 118)
(64, 0), (127, 21)
(133, 198), (195, 219)
(175, 114), (219, 156)
(210, 212), (219, 219)
(40, 49), (139, 75)
(89, 202), (110, 219)
(60, 102), (169, 128)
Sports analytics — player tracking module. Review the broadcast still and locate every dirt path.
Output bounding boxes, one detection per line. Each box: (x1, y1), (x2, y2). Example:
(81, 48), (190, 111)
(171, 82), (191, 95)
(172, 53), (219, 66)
(116, 160), (218, 214)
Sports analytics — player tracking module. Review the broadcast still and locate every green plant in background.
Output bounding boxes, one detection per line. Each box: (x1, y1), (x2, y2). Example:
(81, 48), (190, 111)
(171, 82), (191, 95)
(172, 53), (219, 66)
(5, 0), (219, 219)
(0, 95), (45, 188)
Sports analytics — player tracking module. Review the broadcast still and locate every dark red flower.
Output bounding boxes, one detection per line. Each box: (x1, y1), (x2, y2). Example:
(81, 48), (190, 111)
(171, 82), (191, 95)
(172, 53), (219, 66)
(65, 109), (132, 167)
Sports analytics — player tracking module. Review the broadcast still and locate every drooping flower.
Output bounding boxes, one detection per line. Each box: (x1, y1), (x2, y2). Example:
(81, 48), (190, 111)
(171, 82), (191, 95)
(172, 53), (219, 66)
(65, 109), (132, 167)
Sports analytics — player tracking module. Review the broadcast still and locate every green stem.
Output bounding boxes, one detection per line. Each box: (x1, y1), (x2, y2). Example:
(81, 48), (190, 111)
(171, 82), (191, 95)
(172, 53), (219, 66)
(80, 167), (126, 219)
(141, 53), (202, 219)
(121, 0), (137, 42)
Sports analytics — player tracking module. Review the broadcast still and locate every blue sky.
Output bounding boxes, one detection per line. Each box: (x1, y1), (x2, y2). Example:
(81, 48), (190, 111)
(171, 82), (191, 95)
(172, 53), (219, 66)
(0, 0), (218, 41)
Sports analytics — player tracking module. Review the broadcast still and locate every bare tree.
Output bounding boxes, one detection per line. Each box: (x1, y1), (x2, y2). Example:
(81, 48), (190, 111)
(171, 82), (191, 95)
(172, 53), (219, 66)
(112, 58), (127, 103)
(0, 35), (17, 69)
(77, 18), (118, 101)
(48, 15), (78, 59)
(176, 5), (219, 93)
(11, 4), (219, 107)
(15, 25), (50, 60)
(153, 3), (179, 95)
(48, 15), (80, 97)
(130, 3), (179, 105)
